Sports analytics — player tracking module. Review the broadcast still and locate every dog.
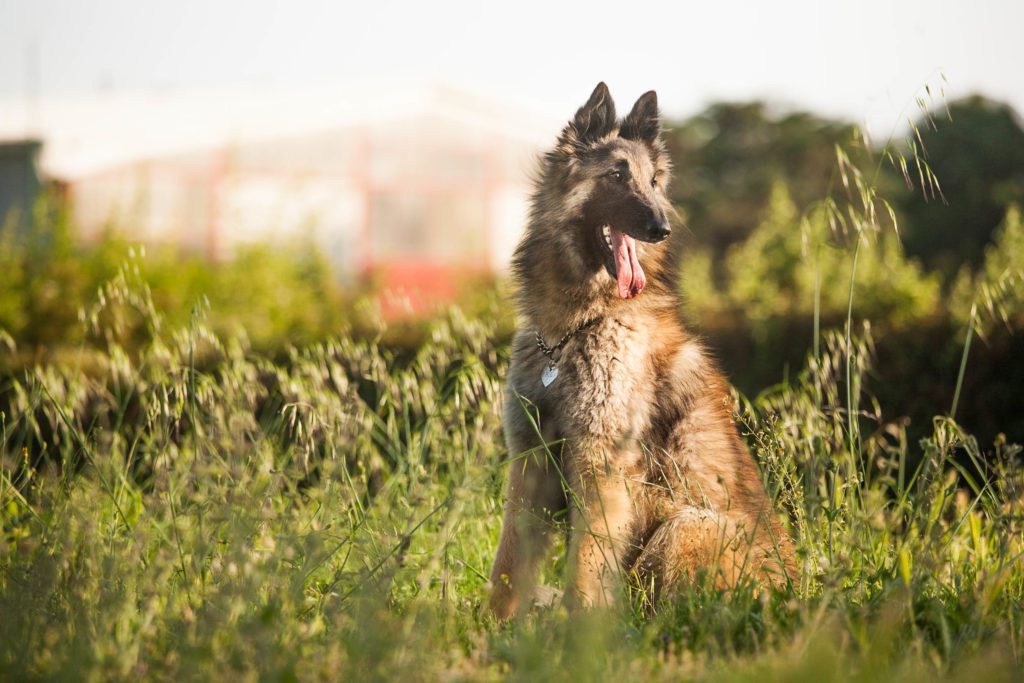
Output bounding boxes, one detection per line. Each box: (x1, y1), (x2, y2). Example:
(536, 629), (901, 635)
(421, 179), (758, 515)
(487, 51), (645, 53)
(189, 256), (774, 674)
(488, 83), (795, 619)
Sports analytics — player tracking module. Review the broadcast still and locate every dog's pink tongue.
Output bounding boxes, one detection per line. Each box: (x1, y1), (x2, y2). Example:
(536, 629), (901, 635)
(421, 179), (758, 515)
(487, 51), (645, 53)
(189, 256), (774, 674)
(610, 229), (646, 298)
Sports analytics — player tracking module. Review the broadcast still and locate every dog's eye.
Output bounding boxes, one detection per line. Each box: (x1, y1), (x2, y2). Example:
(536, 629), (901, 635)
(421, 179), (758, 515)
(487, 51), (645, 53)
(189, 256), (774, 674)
(609, 170), (624, 181)
(651, 176), (658, 188)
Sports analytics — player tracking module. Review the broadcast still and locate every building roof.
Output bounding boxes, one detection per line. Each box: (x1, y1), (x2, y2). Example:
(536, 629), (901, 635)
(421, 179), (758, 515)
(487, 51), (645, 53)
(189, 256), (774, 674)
(0, 83), (560, 180)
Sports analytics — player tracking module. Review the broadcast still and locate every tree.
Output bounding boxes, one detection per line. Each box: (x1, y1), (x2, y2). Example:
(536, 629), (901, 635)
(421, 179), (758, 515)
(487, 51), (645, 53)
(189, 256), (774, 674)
(663, 102), (856, 256)
(895, 95), (1024, 276)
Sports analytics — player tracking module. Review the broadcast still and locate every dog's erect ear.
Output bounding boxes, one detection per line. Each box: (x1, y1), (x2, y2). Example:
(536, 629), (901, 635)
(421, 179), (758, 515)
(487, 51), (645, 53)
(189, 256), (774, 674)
(561, 82), (617, 150)
(620, 90), (660, 145)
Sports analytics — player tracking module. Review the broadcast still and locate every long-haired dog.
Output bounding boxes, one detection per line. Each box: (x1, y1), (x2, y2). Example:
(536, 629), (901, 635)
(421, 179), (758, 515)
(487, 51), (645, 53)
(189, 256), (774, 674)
(488, 83), (794, 619)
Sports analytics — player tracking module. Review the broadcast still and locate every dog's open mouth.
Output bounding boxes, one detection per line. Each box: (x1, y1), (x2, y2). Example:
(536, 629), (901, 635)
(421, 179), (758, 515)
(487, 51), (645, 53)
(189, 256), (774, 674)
(601, 225), (646, 299)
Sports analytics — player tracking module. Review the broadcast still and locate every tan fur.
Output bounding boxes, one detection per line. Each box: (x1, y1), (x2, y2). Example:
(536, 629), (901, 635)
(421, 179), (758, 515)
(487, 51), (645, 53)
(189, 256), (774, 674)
(488, 84), (795, 619)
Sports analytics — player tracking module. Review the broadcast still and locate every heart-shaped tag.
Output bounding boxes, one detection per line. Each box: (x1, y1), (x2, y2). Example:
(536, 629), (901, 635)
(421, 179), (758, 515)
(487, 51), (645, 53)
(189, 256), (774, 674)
(541, 364), (559, 387)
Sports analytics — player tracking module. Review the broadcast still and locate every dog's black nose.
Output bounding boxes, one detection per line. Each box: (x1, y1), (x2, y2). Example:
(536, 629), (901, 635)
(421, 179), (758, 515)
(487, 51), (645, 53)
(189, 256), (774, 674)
(647, 219), (671, 242)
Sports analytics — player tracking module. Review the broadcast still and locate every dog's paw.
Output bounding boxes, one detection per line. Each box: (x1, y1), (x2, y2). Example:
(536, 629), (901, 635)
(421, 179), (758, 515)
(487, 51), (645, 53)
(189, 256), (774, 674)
(531, 584), (563, 608)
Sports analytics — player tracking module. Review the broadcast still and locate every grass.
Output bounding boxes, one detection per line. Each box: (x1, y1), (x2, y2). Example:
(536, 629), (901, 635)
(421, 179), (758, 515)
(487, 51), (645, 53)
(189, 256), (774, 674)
(0, 274), (1021, 681)
(1, 98), (1022, 679)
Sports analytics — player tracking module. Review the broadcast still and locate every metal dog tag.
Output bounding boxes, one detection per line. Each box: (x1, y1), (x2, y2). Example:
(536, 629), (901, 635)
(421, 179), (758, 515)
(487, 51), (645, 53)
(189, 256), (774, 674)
(541, 364), (559, 387)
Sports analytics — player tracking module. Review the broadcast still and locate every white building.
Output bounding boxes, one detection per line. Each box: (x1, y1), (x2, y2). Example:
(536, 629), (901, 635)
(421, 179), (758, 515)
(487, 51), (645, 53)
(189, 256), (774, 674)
(0, 84), (558, 301)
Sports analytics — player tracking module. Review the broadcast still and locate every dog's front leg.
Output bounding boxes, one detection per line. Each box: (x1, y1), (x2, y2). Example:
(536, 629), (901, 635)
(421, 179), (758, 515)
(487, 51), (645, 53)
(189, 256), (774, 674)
(488, 448), (565, 620)
(564, 443), (639, 611)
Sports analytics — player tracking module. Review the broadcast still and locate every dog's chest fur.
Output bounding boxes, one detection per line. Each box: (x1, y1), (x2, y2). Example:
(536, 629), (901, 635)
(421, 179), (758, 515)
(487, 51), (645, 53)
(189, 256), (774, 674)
(510, 316), (656, 447)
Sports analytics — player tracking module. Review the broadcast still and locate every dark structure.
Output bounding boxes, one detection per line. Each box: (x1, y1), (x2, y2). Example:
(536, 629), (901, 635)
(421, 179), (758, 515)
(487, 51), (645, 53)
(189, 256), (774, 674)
(0, 140), (43, 232)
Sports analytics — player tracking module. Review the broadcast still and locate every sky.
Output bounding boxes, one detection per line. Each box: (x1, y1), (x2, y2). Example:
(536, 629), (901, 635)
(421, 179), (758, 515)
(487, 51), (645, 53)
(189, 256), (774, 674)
(1, 0), (1022, 140)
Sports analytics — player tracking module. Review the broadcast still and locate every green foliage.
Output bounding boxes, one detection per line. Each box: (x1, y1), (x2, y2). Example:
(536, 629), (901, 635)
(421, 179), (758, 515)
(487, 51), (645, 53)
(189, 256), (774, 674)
(951, 205), (1024, 333)
(664, 103), (860, 254)
(897, 97), (1024, 274)
(683, 182), (941, 329)
(0, 200), (354, 353)
(0, 195), (514, 372)
(664, 95), (1024, 285)
(0, 281), (1021, 680)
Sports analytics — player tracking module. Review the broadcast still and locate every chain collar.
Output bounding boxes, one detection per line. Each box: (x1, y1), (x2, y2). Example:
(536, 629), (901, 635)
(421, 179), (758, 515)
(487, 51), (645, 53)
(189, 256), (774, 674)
(534, 318), (596, 364)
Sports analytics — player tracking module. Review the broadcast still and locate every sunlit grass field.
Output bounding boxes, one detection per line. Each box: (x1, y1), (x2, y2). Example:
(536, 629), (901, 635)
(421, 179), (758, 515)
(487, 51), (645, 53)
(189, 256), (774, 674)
(2, 111), (1024, 680)
(1, 266), (1022, 680)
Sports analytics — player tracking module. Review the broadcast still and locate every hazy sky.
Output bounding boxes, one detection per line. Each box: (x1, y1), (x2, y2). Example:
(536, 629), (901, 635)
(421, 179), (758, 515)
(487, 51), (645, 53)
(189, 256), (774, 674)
(1, 0), (1023, 135)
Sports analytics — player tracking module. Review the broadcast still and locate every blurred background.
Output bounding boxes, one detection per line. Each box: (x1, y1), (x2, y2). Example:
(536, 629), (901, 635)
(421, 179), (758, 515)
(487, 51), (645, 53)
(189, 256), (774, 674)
(1, 0), (1022, 443)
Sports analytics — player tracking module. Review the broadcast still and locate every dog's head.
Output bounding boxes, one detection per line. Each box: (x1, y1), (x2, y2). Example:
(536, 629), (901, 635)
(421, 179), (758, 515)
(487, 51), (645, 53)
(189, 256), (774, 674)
(538, 82), (673, 300)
